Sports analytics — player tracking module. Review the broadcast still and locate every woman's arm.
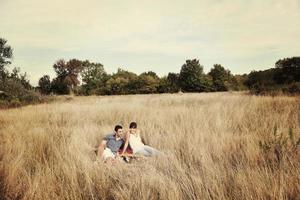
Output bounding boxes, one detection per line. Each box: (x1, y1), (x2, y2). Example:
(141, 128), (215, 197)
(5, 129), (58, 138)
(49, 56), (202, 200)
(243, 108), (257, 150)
(120, 131), (130, 155)
(137, 130), (146, 145)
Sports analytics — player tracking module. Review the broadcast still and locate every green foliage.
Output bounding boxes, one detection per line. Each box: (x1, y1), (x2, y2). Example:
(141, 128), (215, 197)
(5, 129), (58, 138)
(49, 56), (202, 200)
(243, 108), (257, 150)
(259, 126), (300, 168)
(95, 69), (161, 95)
(8, 67), (32, 90)
(233, 74), (248, 91)
(50, 77), (70, 95)
(157, 73), (180, 93)
(0, 38), (40, 108)
(245, 57), (300, 95)
(106, 76), (131, 95)
(80, 60), (110, 95)
(38, 75), (52, 95)
(157, 76), (169, 93)
(179, 59), (213, 92)
(105, 69), (138, 95)
(274, 57), (300, 84)
(166, 73), (180, 93)
(245, 69), (278, 95)
(283, 82), (300, 94)
(0, 69), (40, 108)
(208, 64), (237, 91)
(136, 71), (160, 94)
(52, 59), (83, 94)
(0, 38), (13, 70)
(38, 57), (249, 96)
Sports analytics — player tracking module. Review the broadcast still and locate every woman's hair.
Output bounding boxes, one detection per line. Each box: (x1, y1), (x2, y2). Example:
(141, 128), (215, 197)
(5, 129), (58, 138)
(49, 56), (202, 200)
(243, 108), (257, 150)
(129, 122), (137, 129)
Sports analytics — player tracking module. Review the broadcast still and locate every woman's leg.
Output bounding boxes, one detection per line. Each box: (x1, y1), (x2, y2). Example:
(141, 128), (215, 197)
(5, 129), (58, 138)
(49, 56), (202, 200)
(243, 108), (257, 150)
(135, 148), (151, 156)
(143, 145), (161, 156)
(136, 145), (160, 156)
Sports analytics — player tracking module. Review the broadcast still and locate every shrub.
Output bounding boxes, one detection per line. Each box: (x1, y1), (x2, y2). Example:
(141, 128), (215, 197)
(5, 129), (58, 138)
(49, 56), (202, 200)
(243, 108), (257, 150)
(284, 82), (300, 95)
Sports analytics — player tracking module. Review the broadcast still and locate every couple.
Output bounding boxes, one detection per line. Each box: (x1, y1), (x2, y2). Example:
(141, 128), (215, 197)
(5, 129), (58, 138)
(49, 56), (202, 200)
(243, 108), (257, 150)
(97, 122), (160, 162)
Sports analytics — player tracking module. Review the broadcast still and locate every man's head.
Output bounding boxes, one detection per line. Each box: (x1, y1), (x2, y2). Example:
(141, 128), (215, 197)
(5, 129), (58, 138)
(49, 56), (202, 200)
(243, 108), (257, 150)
(114, 125), (123, 137)
(129, 122), (137, 134)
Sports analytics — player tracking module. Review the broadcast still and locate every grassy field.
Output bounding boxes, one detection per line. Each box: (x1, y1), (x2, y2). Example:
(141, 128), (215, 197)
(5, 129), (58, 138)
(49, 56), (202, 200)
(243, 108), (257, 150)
(0, 92), (299, 200)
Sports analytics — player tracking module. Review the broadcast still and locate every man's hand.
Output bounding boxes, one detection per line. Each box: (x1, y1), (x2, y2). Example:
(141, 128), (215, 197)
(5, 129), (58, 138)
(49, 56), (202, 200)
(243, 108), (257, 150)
(115, 152), (121, 158)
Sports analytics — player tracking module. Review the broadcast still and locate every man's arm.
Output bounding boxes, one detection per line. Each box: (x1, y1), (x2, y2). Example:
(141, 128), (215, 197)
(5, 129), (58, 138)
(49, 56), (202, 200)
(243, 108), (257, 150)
(97, 140), (107, 159)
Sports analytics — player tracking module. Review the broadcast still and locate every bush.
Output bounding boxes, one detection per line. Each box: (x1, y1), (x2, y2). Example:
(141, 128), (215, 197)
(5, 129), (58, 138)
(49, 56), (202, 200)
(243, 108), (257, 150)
(246, 57), (300, 95)
(284, 82), (300, 94)
(20, 90), (41, 103)
(8, 98), (22, 108)
(0, 76), (41, 108)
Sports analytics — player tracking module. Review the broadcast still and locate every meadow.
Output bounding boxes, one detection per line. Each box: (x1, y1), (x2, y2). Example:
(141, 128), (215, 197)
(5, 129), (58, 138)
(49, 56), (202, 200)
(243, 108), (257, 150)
(0, 92), (299, 200)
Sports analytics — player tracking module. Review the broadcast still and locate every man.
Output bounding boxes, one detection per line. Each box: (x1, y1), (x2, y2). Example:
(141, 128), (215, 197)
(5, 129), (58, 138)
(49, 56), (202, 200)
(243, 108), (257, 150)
(98, 125), (125, 161)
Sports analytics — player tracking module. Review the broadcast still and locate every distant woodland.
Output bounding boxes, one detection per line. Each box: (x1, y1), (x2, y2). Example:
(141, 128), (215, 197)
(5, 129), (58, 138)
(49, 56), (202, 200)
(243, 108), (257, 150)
(1, 38), (299, 107)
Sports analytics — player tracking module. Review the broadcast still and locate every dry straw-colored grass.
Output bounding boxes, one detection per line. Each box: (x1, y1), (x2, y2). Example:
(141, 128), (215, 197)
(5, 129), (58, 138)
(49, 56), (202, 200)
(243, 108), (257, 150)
(0, 92), (299, 200)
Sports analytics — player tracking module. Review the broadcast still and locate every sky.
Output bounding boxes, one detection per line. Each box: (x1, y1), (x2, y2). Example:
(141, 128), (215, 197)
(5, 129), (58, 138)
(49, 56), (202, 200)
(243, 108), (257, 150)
(1, 0), (300, 86)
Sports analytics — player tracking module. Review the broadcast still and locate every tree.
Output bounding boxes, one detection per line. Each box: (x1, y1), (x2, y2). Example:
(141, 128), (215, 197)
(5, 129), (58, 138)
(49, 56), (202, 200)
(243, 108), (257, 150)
(52, 59), (83, 94)
(0, 38), (40, 107)
(51, 77), (69, 95)
(140, 71), (159, 79)
(106, 77), (129, 95)
(80, 60), (110, 95)
(244, 57), (300, 95)
(245, 69), (277, 94)
(274, 57), (300, 84)
(0, 38), (13, 70)
(0, 38), (13, 87)
(167, 73), (180, 92)
(208, 64), (235, 91)
(1, 67), (38, 105)
(10, 67), (32, 90)
(157, 73), (180, 93)
(106, 68), (138, 94)
(38, 75), (52, 95)
(136, 72), (160, 94)
(233, 74), (248, 91)
(178, 59), (212, 92)
(157, 76), (169, 93)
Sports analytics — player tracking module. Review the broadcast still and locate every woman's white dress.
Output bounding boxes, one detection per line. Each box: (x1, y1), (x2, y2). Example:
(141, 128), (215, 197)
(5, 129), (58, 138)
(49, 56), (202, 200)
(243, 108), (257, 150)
(129, 134), (144, 153)
(129, 134), (160, 156)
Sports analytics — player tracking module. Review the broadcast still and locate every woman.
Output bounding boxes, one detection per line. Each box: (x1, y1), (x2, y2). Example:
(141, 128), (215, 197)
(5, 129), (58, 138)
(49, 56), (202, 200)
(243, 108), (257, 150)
(121, 122), (160, 156)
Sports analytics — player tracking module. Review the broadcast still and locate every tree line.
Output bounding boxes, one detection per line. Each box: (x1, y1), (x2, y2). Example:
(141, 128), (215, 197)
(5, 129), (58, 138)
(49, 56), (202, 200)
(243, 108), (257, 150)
(0, 38), (40, 107)
(0, 38), (299, 107)
(245, 57), (300, 95)
(37, 58), (246, 95)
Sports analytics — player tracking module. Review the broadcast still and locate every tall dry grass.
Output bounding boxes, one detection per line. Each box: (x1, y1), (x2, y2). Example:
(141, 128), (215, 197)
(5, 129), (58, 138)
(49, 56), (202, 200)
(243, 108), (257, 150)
(0, 92), (299, 200)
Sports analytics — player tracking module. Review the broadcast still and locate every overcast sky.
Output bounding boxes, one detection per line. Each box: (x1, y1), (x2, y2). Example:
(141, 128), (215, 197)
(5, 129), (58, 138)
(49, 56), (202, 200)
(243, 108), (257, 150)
(1, 0), (300, 85)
